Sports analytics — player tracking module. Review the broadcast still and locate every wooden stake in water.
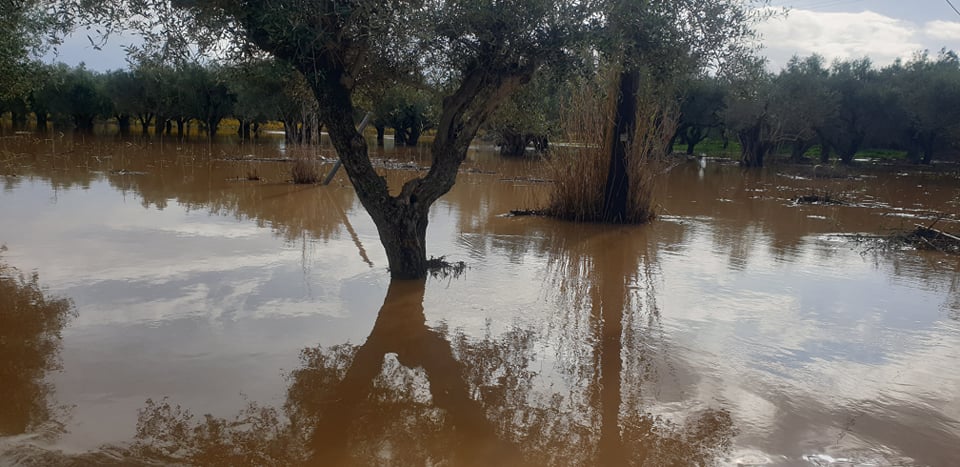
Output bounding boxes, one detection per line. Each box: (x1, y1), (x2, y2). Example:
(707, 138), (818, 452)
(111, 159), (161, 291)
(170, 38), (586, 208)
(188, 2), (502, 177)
(323, 112), (373, 186)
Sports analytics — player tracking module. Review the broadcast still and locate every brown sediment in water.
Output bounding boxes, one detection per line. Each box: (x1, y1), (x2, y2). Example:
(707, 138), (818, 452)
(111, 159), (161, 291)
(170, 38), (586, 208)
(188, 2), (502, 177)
(0, 136), (959, 465)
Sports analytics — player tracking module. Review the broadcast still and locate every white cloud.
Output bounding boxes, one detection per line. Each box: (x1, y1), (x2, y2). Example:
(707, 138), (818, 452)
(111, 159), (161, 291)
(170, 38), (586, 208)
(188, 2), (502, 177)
(756, 9), (925, 69)
(924, 20), (960, 40)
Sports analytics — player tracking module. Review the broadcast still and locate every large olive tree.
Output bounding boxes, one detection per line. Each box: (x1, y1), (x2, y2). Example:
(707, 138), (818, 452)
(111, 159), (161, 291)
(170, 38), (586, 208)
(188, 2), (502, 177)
(61, 0), (763, 275)
(63, 0), (593, 279)
(0, 0), (58, 101)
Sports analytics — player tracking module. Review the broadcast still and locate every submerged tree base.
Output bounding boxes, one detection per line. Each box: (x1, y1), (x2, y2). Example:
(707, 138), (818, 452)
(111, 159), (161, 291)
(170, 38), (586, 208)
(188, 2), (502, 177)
(539, 66), (674, 225)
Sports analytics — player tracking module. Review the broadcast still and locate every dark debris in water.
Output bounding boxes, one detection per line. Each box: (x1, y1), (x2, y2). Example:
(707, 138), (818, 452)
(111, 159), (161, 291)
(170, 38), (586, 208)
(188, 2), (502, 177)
(426, 256), (468, 280)
(795, 194), (844, 205)
(847, 223), (960, 255)
(899, 224), (960, 254)
(506, 209), (547, 217)
(108, 169), (149, 176)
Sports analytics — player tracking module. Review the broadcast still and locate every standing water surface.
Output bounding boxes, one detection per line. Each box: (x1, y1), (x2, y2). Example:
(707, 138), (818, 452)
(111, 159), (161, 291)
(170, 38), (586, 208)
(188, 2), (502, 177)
(0, 136), (958, 465)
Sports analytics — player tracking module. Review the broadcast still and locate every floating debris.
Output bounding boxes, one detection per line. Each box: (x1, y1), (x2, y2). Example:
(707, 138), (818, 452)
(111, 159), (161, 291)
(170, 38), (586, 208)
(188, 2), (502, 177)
(426, 256), (468, 280)
(795, 194), (844, 205)
(108, 169), (148, 176)
(499, 176), (552, 183)
(901, 223), (960, 253)
(462, 167), (497, 174)
(506, 209), (547, 217)
(839, 221), (960, 255)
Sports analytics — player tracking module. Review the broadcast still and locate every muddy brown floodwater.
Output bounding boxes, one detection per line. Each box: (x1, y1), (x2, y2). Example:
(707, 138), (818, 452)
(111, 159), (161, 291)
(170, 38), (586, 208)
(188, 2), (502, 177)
(0, 135), (959, 466)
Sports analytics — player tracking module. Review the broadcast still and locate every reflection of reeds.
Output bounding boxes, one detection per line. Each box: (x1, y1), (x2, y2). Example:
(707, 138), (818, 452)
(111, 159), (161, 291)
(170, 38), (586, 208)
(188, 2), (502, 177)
(246, 163), (261, 181)
(546, 70), (675, 223)
(291, 158), (319, 184)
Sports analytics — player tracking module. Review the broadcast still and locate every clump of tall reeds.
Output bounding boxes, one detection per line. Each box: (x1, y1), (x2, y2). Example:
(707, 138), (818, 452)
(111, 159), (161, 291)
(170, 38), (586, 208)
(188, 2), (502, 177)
(545, 69), (677, 223)
(291, 158), (319, 184)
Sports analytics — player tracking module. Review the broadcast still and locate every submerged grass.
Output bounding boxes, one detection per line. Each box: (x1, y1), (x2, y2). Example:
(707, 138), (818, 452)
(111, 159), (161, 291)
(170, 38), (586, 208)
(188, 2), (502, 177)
(545, 70), (675, 223)
(291, 158), (319, 184)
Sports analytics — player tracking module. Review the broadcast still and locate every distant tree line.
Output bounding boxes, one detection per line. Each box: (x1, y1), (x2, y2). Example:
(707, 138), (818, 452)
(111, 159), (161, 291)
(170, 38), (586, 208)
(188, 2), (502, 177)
(675, 50), (960, 166)
(4, 48), (958, 165)
(0, 59), (318, 143)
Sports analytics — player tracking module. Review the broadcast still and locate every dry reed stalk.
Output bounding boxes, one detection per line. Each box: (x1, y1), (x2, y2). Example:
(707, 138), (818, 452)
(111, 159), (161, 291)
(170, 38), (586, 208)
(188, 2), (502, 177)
(546, 70), (676, 223)
(291, 158), (319, 184)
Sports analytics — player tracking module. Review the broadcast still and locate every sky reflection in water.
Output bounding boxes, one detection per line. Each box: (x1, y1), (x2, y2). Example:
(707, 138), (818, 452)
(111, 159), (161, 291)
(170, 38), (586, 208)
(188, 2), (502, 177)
(0, 138), (958, 465)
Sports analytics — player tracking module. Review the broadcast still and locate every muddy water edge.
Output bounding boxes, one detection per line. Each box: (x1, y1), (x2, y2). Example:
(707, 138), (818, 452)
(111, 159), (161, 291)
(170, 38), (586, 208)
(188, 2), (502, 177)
(1, 135), (959, 466)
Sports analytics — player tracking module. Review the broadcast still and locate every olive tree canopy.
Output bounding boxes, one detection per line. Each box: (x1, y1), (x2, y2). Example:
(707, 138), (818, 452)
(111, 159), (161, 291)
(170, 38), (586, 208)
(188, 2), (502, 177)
(57, 0), (764, 277)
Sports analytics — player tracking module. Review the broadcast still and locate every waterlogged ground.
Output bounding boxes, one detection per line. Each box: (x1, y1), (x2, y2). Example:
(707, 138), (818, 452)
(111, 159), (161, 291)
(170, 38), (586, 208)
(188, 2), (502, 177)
(1, 134), (959, 466)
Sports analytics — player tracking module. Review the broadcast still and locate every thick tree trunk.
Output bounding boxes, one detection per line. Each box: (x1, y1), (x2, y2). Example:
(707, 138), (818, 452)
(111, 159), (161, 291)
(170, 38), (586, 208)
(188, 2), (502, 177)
(138, 113), (153, 137)
(239, 120), (251, 140)
(738, 124), (767, 168)
(921, 133), (936, 164)
(499, 130), (528, 157)
(11, 111), (27, 130)
(790, 140), (813, 163)
(281, 119), (295, 144)
(176, 118), (186, 140)
(375, 124), (385, 146)
(814, 129), (831, 163)
(116, 114), (131, 136)
(207, 117), (221, 138)
(35, 113), (48, 133)
(906, 140), (921, 164)
(375, 204), (429, 279)
(837, 133), (863, 165)
(685, 126), (705, 155)
(532, 135), (548, 153)
(838, 145), (856, 164)
(394, 127), (408, 146)
(407, 126), (421, 146)
(300, 120), (311, 144)
(74, 114), (95, 134)
(602, 67), (640, 223)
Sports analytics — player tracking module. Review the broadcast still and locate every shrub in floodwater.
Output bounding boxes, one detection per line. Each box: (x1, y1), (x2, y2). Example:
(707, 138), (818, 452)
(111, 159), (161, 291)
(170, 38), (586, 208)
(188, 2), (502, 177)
(545, 70), (675, 223)
(291, 158), (319, 184)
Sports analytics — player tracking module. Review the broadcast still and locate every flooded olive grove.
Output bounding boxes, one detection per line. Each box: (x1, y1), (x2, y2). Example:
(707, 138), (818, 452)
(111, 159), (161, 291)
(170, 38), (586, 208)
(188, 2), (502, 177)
(1, 133), (959, 465)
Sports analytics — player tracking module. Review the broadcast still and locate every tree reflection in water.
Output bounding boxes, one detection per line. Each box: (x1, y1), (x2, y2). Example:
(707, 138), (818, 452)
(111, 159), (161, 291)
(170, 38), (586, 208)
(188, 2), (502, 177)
(0, 250), (76, 436)
(133, 240), (738, 466)
(544, 225), (737, 466)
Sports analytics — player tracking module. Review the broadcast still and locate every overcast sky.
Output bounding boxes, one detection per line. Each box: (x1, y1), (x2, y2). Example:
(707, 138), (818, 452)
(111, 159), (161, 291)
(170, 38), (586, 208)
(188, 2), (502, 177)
(45, 0), (960, 72)
(760, 0), (960, 69)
